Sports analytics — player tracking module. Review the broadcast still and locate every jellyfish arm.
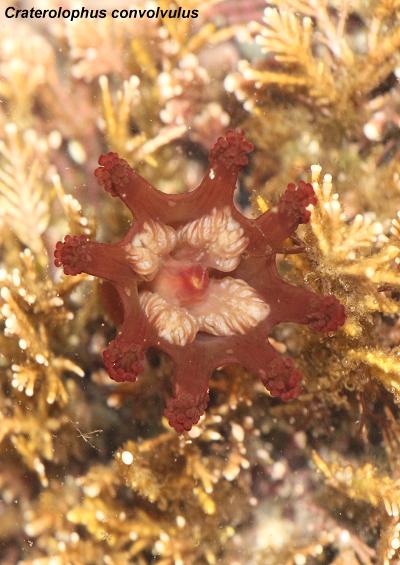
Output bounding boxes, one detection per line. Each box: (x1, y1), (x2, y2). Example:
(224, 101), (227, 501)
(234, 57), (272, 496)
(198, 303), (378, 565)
(94, 130), (254, 226)
(54, 236), (152, 384)
(190, 129), (254, 215)
(222, 329), (302, 401)
(102, 285), (155, 384)
(94, 152), (170, 224)
(252, 181), (317, 252)
(163, 327), (303, 433)
(272, 280), (346, 333)
(54, 235), (132, 282)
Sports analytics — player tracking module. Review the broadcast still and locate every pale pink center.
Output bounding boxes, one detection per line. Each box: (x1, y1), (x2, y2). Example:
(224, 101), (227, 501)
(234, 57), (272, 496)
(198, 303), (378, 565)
(125, 207), (270, 346)
(151, 258), (210, 307)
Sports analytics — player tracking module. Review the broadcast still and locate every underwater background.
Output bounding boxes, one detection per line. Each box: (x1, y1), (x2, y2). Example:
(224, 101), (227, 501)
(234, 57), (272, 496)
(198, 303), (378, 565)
(0, 0), (400, 563)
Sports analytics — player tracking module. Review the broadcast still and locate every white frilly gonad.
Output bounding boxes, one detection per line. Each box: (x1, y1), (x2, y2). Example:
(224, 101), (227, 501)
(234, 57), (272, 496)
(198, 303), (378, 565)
(125, 206), (270, 346)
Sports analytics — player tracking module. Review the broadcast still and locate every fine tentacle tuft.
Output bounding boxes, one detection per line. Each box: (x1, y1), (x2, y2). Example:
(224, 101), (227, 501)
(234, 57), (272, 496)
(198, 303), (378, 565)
(278, 180), (317, 225)
(209, 129), (254, 171)
(95, 152), (132, 197)
(262, 357), (302, 402)
(164, 390), (209, 433)
(54, 234), (91, 276)
(103, 339), (145, 383)
(307, 295), (346, 333)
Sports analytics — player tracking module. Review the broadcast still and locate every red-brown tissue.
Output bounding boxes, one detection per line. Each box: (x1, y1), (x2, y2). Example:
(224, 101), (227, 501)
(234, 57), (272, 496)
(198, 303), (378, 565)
(54, 130), (345, 432)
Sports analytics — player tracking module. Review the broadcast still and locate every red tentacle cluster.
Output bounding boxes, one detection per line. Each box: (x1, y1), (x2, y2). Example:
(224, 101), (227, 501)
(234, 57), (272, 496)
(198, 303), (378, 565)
(95, 152), (132, 197)
(209, 129), (253, 170)
(164, 390), (210, 433)
(54, 235), (90, 275)
(261, 358), (302, 402)
(54, 129), (345, 432)
(103, 339), (145, 383)
(307, 295), (346, 333)
(278, 181), (317, 225)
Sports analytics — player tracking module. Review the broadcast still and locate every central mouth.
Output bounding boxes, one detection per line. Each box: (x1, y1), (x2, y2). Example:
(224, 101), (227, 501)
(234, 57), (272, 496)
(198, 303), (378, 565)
(127, 210), (270, 346)
(150, 258), (210, 308)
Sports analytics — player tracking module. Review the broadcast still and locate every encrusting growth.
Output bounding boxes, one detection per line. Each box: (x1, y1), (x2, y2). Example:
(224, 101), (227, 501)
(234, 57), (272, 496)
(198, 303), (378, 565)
(54, 130), (345, 432)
